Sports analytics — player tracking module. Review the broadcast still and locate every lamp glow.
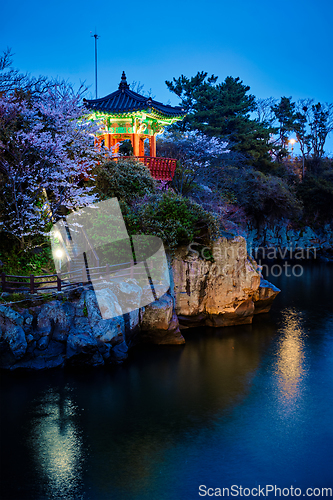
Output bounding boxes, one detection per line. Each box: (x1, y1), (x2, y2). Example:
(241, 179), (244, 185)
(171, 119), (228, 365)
(55, 249), (63, 259)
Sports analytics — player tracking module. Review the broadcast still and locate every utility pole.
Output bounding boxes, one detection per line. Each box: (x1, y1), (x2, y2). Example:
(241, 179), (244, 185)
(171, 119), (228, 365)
(91, 31), (100, 99)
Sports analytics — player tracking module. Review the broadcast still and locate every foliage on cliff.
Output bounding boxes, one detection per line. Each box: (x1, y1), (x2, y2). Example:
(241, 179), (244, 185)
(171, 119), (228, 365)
(297, 173), (333, 224)
(93, 158), (156, 202)
(0, 236), (55, 276)
(121, 191), (221, 252)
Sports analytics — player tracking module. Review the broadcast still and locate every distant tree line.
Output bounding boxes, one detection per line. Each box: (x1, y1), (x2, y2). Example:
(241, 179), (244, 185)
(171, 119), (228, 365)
(1, 49), (332, 271)
(165, 71), (333, 174)
(160, 71), (333, 232)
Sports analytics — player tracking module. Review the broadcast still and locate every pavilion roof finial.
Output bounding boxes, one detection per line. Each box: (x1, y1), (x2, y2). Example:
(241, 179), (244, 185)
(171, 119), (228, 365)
(85, 73), (186, 118)
(119, 71), (129, 91)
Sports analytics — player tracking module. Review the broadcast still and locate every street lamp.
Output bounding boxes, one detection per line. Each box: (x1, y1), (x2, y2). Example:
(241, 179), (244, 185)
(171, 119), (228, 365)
(289, 138), (297, 155)
(54, 249), (64, 272)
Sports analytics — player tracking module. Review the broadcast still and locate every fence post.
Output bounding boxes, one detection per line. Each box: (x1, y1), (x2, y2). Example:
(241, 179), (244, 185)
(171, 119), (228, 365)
(30, 274), (34, 294)
(57, 274), (62, 292)
(1, 273), (6, 292)
(105, 264), (110, 280)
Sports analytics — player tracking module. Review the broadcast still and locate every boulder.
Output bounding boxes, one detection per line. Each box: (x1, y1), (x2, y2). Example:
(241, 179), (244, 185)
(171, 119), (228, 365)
(1, 324), (27, 359)
(36, 301), (75, 341)
(0, 306), (27, 363)
(36, 335), (50, 350)
(0, 305), (24, 328)
(140, 295), (185, 345)
(172, 237), (261, 327)
(93, 288), (123, 320)
(13, 340), (65, 370)
(177, 313), (206, 329)
(93, 316), (125, 344)
(83, 288), (125, 344)
(206, 299), (255, 327)
(71, 315), (92, 334)
(66, 331), (104, 366)
(141, 293), (173, 331)
(0, 236), (281, 370)
(253, 279), (281, 314)
(103, 279), (142, 314)
(110, 340), (128, 363)
(172, 254), (209, 316)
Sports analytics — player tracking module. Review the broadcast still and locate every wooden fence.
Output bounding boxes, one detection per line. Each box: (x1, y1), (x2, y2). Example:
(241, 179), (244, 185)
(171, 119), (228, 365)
(1, 261), (147, 294)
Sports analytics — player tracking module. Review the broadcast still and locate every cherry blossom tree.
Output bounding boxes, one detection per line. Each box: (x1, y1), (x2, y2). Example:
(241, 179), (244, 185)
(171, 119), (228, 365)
(157, 130), (230, 195)
(0, 86), (103, 248)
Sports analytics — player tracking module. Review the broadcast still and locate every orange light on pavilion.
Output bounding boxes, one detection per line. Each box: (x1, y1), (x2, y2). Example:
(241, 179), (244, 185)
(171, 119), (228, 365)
(84, 72), (185, 180)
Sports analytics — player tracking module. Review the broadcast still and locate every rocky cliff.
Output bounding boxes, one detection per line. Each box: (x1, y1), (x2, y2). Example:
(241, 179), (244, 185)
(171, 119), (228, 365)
(0, 236), (279, 370)
(172, 236), (279, 328)
(0, 286), (183, 370)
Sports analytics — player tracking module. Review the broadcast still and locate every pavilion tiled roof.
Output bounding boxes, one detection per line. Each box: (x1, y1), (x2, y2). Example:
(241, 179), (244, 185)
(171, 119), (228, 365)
(84, 71), (185, 118)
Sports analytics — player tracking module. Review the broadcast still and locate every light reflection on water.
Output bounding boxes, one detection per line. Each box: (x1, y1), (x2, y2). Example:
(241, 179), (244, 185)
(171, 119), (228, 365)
(0, 263), (333, 499)
(28, 386), (85, 500)
(275, 308), (306, 412)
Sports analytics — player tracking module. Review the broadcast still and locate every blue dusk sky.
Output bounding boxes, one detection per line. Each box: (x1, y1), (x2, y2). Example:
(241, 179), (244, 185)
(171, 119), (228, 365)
(1, 0), (333, 152)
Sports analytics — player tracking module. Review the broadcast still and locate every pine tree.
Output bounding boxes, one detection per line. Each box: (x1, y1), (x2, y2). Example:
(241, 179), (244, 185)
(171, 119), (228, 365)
(166, 72), (275, 171)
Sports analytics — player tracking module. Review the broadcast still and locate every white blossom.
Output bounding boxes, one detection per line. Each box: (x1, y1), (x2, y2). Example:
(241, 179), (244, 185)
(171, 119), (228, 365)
(158, 130), (229, 169)
(0, 88), (104, 247)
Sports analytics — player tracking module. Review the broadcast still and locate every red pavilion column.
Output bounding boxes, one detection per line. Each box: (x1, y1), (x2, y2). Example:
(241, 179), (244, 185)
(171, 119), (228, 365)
(132, 133), (140, 156)
(149, 135), (156, 157)
(104, 134), (111, 149)
(139, 137), (145, 157)
(111, 136), (119, 156)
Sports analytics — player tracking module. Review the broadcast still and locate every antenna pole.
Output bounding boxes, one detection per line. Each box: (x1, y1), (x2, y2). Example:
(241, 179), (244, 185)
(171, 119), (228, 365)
(92, 31), (99, 99)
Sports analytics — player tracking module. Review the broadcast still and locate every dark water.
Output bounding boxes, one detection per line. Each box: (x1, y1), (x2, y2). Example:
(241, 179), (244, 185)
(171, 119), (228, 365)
(1, 264), (333, 499)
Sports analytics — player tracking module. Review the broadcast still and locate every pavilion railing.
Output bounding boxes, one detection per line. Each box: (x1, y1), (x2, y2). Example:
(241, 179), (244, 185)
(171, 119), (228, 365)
(134, 156), (177, 181)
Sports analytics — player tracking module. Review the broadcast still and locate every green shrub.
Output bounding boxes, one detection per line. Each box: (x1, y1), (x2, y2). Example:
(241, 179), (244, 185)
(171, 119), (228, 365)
(0, 292), (27, 303)
(0, 234), (55, 276)
(238, 171), (302, 228)
(297, 175), (333, 224)
(213, 167), (302, 230)
(129, 192), (221, 253)
(94, 158), (156, 202)
(171, 162), (197, 196)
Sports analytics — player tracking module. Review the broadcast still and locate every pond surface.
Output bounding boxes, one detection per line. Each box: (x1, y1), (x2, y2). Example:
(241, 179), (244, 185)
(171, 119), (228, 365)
(1, 263), (333, 499)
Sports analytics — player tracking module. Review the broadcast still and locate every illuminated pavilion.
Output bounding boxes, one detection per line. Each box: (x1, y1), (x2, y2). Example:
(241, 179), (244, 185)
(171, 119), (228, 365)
(84, 72), (185, 180)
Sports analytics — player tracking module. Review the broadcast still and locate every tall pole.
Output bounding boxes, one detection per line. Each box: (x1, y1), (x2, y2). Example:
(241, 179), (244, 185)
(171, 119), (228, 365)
(92, 31), (99, 99)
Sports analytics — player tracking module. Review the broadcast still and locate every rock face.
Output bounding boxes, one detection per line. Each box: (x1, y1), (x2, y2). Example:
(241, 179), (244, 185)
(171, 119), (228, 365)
(0, 283), (182, 370)
(0, 306), (27, 360)
(0, 236), (279, 370)
(246, 224), (333, 256)
(172, 236), (279, 328)
(140, 295), (185, 345)
(253, 279), (281, 314)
